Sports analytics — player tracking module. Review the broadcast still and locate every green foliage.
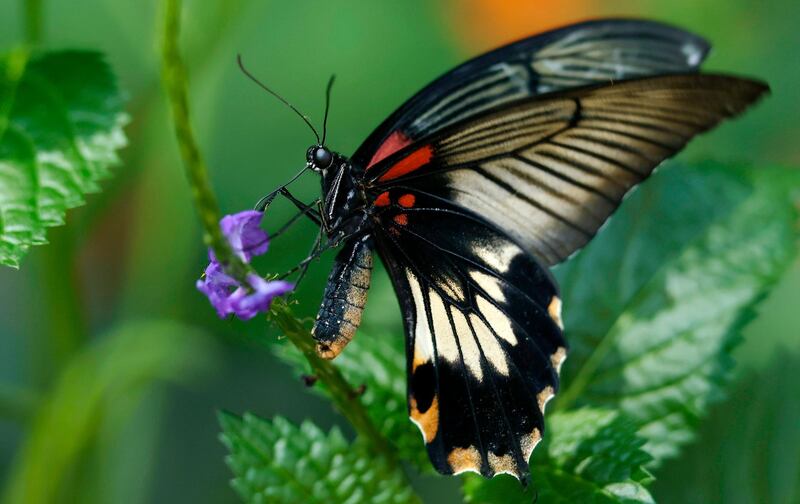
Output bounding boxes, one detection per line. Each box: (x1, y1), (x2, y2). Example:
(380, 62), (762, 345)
(463, 409), (654, 504)
(0, 49), (126, 267)
(652, 350), (800, 503)
(554, 162), (800, 462)
(1, 320), (214, 504)
(274, 330), (429, 470)
(219, 413), (419, 504)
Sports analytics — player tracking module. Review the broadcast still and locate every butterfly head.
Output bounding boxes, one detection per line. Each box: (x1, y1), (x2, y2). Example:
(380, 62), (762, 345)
(307, 145), (335, 173)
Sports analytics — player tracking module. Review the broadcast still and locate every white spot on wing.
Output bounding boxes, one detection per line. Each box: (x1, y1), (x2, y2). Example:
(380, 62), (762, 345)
(429, 290), (459, 363)
(470, 315), (508, 376)
(476, 296), (517, 346)
(406, 270), (434, 362)
(450, 308), (483, 381)
(436, 274), (465, 302)
(472, 239), (520, 274)
(469, 270), (506, 303)
(683, 43), (702, 66)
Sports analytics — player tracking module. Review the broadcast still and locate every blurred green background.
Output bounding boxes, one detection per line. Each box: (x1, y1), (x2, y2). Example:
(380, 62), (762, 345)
(0, 0), (798, 502)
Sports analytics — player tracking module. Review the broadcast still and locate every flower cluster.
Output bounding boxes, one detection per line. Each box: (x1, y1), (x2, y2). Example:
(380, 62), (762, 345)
(196, 210), (292, 320)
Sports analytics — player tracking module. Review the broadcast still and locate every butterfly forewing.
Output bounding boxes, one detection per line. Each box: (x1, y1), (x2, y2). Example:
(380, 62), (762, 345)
(368, 75), (768, 266)
(353, 19), (710, 169)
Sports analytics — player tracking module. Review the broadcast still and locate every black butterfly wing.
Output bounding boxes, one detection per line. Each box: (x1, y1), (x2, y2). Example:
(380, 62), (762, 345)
(365, 73), (767, 479)
(352, 19), (710, 169)
(367, 74), (768, 266)
(371, 190), (565, 479)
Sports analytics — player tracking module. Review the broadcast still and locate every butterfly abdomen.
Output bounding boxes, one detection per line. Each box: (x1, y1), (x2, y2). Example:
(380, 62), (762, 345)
(312, 235), (373, 359)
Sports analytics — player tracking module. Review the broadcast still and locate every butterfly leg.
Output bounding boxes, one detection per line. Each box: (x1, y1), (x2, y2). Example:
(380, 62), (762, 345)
(269, 198), (322, 239)
(288, 228), (323, 291)
(255, 187), (322, 227)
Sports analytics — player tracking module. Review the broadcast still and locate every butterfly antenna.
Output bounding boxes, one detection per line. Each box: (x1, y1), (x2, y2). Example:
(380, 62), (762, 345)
(321, 74), (336, 145)
(237, 54), (321, 144)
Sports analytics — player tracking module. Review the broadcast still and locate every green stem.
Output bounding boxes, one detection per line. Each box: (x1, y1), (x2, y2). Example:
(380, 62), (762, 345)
(158, 0), (401, 471)
(159, 0), (249, 281)
(74, 0), (245, 242)
(269, 300), (398, 465)
(23, 0), (43, 45)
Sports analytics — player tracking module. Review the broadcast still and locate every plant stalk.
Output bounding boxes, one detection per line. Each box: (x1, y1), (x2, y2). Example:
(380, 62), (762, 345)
(159, 0), (249, 281)
(159, 0), (400, 469)
(269, 300), (398, 464)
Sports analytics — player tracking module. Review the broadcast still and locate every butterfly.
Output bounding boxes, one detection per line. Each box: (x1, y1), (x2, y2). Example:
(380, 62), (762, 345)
(251, 19), (768, 480)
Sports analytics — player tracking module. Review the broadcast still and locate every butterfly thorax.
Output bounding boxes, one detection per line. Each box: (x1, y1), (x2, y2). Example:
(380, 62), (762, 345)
(310, 147), (369, 243)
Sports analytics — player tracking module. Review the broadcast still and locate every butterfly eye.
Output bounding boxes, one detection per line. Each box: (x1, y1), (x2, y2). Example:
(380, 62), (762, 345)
(313, 147), (333, 169)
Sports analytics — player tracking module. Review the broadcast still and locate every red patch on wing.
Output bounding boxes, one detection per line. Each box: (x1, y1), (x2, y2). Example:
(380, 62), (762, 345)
(374, 191), (391, 207)
(393, 214), (409, 226)
(366, 130), (413, 170)
(378, 145), (434, 182)
(398, 194), (416, 208)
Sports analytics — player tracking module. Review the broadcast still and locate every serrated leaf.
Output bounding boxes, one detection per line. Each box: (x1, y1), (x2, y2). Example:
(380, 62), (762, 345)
(2, 320), (214, 504)
(463, 408), (654, 504)
(219, 413), (419, 504)
(554, 162), (800, 462)
(273, 330), (429, 469)
(0, 49), (127, 267)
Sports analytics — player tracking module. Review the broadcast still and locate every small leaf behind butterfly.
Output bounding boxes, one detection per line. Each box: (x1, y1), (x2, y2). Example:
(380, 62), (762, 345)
(219, 413), (419, 504)
(463, 408), (654, 503)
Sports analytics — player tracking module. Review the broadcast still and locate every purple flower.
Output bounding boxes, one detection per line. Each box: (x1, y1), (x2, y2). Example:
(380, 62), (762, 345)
(196, 210), (293, 320)
(212, 210), (270, 262)
(227, 275), (294, 320)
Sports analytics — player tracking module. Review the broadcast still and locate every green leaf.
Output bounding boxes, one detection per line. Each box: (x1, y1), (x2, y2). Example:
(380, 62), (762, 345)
(463, 409), (654, 504)
(219, 413), (419, 504)
(1, 320), (214, 504)
(652, 350), (800, 503)
(273, 329), (429, 469)
(0, 49), (127, 267)
(554, 162), (800, 462)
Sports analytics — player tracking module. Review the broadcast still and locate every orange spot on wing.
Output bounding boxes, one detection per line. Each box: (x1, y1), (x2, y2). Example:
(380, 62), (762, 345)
(374, 191), (391, 207)
(366, 130), (413, 170)
(378, 145), (434, 182)
(393, 214), (408, 226)
(411, 395), (439, 443)
(398, 193), (416, 208)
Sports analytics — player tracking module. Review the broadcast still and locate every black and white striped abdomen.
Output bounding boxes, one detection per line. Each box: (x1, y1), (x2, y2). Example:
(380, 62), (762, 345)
(313, 235), (373, 359)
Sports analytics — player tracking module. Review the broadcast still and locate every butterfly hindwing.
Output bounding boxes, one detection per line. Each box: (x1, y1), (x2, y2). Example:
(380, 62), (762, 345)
(368, 74), (768, 266)
(353, 19), (710, 169)
(372, 189), (566, 478)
